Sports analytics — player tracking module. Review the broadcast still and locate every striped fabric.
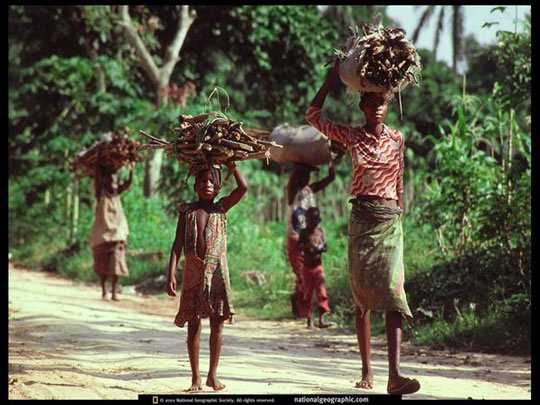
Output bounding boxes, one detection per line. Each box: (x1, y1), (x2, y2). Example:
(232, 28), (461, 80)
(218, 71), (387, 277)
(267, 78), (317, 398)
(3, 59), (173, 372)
(305, 106), (404, 201)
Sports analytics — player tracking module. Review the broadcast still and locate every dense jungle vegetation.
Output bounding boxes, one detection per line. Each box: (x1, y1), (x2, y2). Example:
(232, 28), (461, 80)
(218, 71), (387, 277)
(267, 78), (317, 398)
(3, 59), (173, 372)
(9, 6), (530, 354)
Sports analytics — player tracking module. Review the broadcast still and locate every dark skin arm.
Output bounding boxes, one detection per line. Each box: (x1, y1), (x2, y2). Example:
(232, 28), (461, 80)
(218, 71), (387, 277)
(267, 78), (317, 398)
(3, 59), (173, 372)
(166, 211), (186, 297)
(309, 60), (341, 110)
(219, 161), (248, 213)
(310, 160), (336, 193)
(117, 164), (134, 194)
(287, 175), (305, 206)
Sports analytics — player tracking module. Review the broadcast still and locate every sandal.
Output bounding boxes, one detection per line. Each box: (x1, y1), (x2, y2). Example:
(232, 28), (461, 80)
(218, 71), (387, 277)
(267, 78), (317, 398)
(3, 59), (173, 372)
(387, 377), (420, 395)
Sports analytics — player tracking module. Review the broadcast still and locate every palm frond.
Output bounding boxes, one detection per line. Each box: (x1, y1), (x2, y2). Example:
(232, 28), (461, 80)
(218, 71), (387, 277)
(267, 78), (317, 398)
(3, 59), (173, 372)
(412, 5), (436, 43)
(433, 6), (445, 59)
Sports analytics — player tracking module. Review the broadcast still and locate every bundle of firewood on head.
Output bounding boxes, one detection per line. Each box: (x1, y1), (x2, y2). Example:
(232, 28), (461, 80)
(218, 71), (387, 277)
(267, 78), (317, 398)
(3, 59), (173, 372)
(336, 22), (421, 94)
(73, 130), (141, 177)
(139, 112), (282, 167)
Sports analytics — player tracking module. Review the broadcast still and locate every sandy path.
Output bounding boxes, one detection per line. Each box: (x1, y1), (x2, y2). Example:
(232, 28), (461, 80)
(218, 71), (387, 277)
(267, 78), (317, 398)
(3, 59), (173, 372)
(8, 263), (531, 400)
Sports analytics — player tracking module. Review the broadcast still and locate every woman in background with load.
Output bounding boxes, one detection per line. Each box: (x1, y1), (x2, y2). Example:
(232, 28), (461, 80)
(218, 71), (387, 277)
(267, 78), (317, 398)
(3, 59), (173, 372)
(90, 162), (133, 301)
(305, 59), (420, 395)
(286, 161), (334, 321)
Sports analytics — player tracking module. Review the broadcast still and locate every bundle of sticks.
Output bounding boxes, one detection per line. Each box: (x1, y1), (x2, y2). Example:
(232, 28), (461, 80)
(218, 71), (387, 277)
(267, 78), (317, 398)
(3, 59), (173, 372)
(73, 131), (141, 177)
(337, 23), (421, 91)
(140, 112), (282, 166)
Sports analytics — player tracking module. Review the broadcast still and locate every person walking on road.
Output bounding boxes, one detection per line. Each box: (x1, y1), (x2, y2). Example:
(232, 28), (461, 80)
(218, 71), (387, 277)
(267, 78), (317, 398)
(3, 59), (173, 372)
(305, 60), (420, 396)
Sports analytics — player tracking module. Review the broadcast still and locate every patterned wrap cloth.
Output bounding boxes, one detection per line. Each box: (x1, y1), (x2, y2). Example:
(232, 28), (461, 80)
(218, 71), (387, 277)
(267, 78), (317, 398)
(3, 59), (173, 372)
(90, 192), (129, 277)
(174, 202), (234, 327)
(348, 197), (413, 323)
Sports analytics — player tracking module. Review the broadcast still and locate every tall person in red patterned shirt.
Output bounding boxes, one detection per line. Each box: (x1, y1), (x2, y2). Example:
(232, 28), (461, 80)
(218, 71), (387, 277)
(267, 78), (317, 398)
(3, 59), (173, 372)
(305, 60), (420, 396)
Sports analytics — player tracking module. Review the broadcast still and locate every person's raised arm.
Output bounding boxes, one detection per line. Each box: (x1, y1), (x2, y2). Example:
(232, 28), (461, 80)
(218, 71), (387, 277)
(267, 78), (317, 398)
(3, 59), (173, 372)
(310, 160), (336, 193)
(305, 60), (354, 148)
(118, 164), (134, 194)
(309, 60), (341, 109)
(287, 172), (302, 206)
(220, 161), (248, 213)
(166, 211), (186, 297)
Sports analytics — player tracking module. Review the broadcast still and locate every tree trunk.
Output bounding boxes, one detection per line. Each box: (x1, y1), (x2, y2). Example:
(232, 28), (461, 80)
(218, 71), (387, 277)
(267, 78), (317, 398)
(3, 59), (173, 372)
(143, 85), (169, 196)
(507, 109), (513, 204)
(44, 189), (50, 206)
(118, 5), (196, 198)
(66, 183), (72, 228)
(64, 149), (71, 223)
(69, 178), (80, 245)
(144, 148), (165, 197)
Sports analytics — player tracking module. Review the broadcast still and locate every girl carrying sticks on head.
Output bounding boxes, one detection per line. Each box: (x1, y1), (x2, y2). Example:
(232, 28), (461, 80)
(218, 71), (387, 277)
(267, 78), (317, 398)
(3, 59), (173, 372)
(305, 60), (420, 396)
(166, 160), (247, 392)
(90, 162), (133, 301)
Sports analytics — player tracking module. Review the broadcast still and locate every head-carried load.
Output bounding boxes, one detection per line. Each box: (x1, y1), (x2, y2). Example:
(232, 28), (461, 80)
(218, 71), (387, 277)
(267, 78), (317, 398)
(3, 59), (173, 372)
(73, 129), (141, 177)
(139, 112), (282, 169)
(336, 22), (422, 94)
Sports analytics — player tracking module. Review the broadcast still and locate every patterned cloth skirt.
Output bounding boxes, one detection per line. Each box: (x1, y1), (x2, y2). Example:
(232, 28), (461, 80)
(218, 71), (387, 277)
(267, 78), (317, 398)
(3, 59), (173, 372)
(174, 255), (233, 327)
(347, 197), (413, 323)
(92, 241), (129, 277)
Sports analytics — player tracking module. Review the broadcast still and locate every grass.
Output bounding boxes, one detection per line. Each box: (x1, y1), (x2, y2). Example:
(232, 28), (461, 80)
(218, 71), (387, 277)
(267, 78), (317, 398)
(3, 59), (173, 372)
(412, 306), (530, 355)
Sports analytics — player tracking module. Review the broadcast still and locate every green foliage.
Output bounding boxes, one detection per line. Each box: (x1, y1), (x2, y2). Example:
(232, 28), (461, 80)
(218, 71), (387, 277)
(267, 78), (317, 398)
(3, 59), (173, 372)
(172, 6), (340, 127)
(413, 297), (529, 354)
(8, 6), (531, 355)
(493, 14), (531, 110)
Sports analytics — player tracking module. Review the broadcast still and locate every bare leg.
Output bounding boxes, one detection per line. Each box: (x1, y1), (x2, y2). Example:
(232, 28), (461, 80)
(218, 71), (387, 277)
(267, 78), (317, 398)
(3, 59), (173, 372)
(206, 317), (225, 391)
(111, 275), (119, 301)
(315, 275), (332, 328)
(355, 308), (373, 389)
(385, 311), (420, 395)
(100, 275), (109, 300)
(185, 318), (202, 392)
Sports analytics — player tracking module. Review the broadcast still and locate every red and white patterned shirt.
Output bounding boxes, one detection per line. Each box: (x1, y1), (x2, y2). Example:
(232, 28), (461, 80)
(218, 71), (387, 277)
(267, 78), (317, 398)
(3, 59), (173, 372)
(305, 106), (404, 200)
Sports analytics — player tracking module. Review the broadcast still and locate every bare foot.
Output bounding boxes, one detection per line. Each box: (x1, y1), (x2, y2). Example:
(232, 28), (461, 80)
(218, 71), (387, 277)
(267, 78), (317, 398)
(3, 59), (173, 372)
(206, 377), (226, 391)
(355, 370), (374, 390)
(102, 293), (110, 301)
(184, 377), (203, 393)
(184, 383), (202, 393)
(387, 375), (420, 395)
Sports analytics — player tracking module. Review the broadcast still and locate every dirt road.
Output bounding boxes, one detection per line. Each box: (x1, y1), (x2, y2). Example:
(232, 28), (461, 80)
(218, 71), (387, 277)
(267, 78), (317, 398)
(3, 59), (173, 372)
(8, 263), (531, 400)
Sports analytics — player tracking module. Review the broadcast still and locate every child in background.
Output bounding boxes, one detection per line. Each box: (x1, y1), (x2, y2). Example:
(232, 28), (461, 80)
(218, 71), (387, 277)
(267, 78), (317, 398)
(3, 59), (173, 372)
(297, 206), (333, 329)
(287, 161), (335, 317)
(166, 161), (247, 392)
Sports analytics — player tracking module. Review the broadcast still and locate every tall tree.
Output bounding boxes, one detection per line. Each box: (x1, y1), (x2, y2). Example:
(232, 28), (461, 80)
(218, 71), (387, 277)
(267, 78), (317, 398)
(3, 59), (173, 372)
(118, 5), (196, 197)
(411, 5), (464, 73)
